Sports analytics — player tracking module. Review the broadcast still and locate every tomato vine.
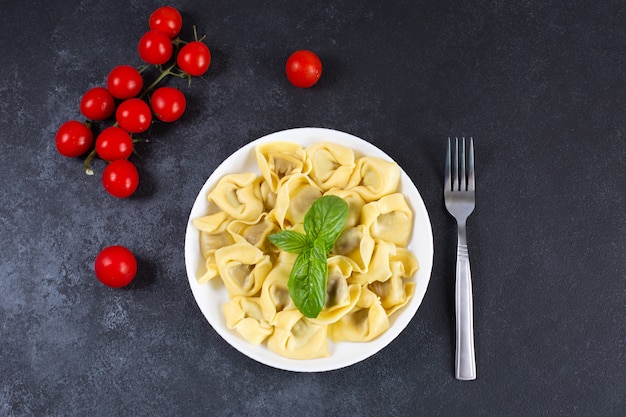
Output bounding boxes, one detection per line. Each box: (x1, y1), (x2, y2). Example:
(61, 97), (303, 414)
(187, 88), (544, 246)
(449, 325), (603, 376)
(55, 6), (211, 199)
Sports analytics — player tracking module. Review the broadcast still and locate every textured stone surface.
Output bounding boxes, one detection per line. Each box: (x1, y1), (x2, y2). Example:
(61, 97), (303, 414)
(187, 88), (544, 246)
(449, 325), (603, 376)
(1, 0), (624, 416)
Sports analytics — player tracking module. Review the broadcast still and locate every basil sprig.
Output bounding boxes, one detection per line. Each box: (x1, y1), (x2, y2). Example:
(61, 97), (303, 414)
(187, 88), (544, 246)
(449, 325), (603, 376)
(268, 195), (348, 318)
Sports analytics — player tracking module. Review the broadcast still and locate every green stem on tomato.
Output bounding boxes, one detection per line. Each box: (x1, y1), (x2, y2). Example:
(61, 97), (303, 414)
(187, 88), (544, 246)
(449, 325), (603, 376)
(191, 25), (207, 42)
(83, 148), (97, 176)
(139, 63), (177, 100)
(137, 64), (150, 74)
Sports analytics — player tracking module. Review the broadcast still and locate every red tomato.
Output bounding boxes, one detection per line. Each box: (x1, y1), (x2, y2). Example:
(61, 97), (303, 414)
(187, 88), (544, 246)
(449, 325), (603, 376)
(150, 87), (186, 122)
(80, 87), (115, 120)
(116, 98), (152, 133)
(102, 159), (139, 198)
(94, 245), (137, 288)
(95, 126), (133, 161)
(285, 50), (322, 88)
(138, 30), (173, 65)
(107, 65), (143, 99)
(55, 120), (94, 157)
(176, 41), (211, 76)
(149, 6), (183, 39)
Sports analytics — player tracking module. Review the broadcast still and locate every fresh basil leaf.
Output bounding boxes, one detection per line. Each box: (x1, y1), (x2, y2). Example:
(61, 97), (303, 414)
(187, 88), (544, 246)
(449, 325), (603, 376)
(288, 238), (328, 318)
(303, 195), (349, 253)
(268, 230), (308, 254)
(274, 196), (348, 318)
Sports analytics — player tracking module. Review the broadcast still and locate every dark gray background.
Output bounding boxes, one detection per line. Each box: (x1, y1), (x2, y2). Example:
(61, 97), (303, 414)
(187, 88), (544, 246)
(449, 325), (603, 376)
(1, 0), (624, 416)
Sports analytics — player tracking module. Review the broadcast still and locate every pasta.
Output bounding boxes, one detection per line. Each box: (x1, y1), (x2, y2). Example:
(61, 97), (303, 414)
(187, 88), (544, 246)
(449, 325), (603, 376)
(193, 141), (419, 359)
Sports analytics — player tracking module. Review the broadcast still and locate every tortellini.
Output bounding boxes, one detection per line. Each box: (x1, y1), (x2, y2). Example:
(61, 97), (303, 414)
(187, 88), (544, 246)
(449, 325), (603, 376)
(349, 240), (396, 285)
(332, 225), (375, 273)
(347, 156), (400, 201)
(256, 142), (311, 192)
(259, 260), (295, 322)
(208, 173), (264, 222)
(215, 242), (272, 297)
(194, 141), (420, 359)
(306, 142), (355, 191)
(361, 193), (413, 247)
(227, 213), (278, 253)
(329, 287), (390, 342)
(223, 297), (273, 345)
(193, 211), (234, 284)
(267, 310), (329, 359)
(272, 174), (322, 228)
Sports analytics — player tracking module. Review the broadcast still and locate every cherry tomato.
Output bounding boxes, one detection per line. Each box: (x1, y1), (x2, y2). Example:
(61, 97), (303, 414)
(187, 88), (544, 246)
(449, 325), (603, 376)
(150, 87), (186, 122)
(176, 41), (211, 76)
(95, 126), (133, 161)
(80, 87), (115, 120)
(102, 159), (139, 198)
(149, 6), (183, 39)
(285, 50), (322, 88)
(107, 65), (143, 99)
(55, 120), (94, 157)
(138, 30), (173, 65)
(94, 245), (137, 288)
(116, 98), (152, 133)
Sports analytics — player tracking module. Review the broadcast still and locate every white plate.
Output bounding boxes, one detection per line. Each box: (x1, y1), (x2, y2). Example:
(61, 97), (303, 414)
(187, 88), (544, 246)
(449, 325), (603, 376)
(184, 127), (433, 372)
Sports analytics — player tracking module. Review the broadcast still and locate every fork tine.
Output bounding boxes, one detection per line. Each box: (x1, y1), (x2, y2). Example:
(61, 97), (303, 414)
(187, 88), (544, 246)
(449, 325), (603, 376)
(453, 137), (459, 191)
(467, 137), (475, 191)
(460, 137), (466, 191)
(445, 137), (452, 191)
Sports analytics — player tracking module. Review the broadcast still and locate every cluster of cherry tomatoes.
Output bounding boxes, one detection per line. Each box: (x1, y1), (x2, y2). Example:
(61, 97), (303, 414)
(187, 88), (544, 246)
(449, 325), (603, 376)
(56, 6), (210, 202)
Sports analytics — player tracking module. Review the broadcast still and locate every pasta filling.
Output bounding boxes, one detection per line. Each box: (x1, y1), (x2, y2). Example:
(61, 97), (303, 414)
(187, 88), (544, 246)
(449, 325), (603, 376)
(229, 263), (255, 289)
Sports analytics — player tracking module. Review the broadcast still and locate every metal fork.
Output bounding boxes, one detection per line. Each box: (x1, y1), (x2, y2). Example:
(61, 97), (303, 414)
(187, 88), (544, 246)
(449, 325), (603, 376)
(444, 137), (477, 381)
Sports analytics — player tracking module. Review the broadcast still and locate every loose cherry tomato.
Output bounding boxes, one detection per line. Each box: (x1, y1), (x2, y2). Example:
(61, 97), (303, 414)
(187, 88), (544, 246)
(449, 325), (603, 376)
(80, 87), (115, 120)
(176, 41), (211, 76)
(102, 159), (139, 198)
(138, 30), (173, 65)
(55, 120), (94, 157)
(95, 126), (133, 161)
(150, 87), (186, 122)
(149, 6), (183, 39)
(285, 50), (322, 88)
(116, 98), (152, 133)
(107, 65), (143, 99)
(94, 245), (137, 288)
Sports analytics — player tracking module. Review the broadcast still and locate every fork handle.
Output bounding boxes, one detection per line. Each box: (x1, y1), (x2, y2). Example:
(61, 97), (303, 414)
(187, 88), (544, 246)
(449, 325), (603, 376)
(455, 223), (476, 380)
